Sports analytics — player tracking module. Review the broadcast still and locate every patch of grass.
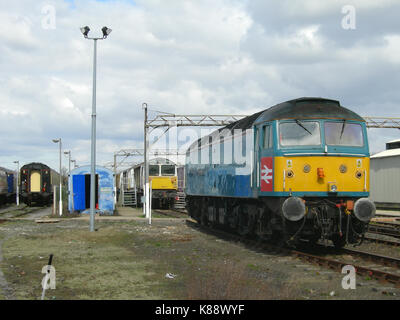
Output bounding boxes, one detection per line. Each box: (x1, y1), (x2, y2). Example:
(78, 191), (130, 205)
(0, 219), (307, 300)
(184, 259), (299, 300)
(0, 225), (162, 299)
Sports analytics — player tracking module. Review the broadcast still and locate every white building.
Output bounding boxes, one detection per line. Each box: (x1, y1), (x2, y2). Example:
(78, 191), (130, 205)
(370, 139), (400, 209)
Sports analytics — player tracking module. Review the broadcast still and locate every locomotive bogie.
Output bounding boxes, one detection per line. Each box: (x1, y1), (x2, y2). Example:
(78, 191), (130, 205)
(187, 194), (371, 247)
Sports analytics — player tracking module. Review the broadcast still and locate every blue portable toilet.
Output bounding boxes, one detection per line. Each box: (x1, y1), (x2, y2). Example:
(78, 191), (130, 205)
(68, 165), (115, 215)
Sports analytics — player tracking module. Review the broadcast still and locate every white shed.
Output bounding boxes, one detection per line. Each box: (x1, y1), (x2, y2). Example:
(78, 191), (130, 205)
(370, 139), (400, 209)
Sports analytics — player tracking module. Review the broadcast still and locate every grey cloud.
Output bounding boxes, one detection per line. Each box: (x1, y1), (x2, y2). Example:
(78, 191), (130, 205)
(0, 0), (399, 171)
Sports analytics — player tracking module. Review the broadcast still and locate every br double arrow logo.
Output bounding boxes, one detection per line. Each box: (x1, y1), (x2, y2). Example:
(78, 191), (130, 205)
(261, 165), (272, 184)
(260, 157), (273, 192)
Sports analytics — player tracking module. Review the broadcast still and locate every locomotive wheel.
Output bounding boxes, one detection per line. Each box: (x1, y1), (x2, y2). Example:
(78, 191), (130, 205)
(237, 207), (252, 236)
(200, 211), (209, 226)
(307, 235), (321, 247)
(199, 199), (209, 226)
(255, 210), (273, 241)
(332, 235), (347, 249)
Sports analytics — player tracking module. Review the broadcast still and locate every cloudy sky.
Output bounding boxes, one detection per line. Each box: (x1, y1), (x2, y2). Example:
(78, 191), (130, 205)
(1, 0), (400, 173)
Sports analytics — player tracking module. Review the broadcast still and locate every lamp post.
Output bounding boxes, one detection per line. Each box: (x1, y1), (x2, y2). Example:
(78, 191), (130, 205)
(13, 161), (19, 206)
(52, 138), (62, 216)
(142, 103), (150, 222)
(64, 151), (71, 174)
(71, 159), (77, 168)
(80, 25), (112, 232)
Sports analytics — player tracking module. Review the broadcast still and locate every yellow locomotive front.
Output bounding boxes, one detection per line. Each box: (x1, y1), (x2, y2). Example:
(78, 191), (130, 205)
(148, 159), (178, 209)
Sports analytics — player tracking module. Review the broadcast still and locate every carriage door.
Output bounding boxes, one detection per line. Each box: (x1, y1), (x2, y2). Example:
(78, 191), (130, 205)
(73, 175), (86, 211)
(30, 171), (41, 192)
(7, 174), (14, 193)
(85, 174), (99, 209)
(260, 124), (273, 193)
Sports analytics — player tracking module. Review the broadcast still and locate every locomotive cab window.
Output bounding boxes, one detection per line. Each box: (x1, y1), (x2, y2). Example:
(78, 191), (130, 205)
(149, 165), (160, 176)
(263, 125), (273, 149)
(161, 165), (175, 176)
(324, 122), (364, 147)
(279, 121), (321, 146)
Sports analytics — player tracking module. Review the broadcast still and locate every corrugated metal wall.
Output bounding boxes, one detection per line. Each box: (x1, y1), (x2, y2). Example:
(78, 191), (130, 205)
(370, 156), (400, 204)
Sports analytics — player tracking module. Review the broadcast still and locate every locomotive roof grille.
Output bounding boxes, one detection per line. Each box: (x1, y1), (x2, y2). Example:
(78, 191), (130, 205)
(254, 97), (364, 124)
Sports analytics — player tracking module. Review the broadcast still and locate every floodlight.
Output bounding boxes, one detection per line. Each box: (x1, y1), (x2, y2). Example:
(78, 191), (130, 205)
(80, 26), (90, 37)
(102, 26), (112, 38)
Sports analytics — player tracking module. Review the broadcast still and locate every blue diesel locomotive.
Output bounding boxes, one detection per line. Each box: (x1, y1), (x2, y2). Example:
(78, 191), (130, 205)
(185, 97), (376, 247)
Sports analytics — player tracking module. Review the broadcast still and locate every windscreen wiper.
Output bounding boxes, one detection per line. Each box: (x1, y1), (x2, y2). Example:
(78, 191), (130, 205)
(339, 119), (346, 141)
(295, 119), (312, 135)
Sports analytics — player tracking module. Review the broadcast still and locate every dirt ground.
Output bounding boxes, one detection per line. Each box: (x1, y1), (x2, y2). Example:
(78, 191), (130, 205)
(0, 209), (400, 300)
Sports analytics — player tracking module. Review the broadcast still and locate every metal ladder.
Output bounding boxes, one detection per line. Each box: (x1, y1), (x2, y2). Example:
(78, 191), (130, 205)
(174, 191), (186, 210)
(122, 179), (137, 207)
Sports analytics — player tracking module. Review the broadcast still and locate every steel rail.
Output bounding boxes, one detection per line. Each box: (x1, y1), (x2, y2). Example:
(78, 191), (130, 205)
(368, 225), (400, 239)
(340, 247), (400, 269)
(152, 209), (185, 218)
(0, 205), (46, 218)
(364, 235), (400, 247)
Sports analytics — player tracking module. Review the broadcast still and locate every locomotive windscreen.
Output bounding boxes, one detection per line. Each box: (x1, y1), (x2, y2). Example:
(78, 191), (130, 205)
(279, 121), (321, 146)
(324, 122), (364, 147)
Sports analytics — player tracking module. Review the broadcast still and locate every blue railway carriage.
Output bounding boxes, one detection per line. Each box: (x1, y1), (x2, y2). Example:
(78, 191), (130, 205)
(0, 168), (8, 205)
(185, 97), (376, 247)
(0, 167), (16, 205)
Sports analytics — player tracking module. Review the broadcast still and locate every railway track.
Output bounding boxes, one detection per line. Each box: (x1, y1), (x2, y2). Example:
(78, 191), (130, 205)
(152, 209), (188, 218)
(186, 219), (400, 288)
(0, 205), (48, 219)
(364, 235), (400, 247)
(340, 247), (400, 269)
(368, 223), (400, 239)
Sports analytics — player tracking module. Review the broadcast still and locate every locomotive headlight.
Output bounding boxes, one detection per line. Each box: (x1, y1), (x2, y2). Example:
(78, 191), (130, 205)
(328, 183), (338, 192)
(282, 197), (306, 222)
(354, 198), (376, 222)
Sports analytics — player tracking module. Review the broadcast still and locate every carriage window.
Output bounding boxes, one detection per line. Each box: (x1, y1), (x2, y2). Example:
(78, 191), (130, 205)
(325, 122), (364, 147)
(279, 121), (321, 146)
(149, 165), (159, 176)
(161, 165), (175, 176)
